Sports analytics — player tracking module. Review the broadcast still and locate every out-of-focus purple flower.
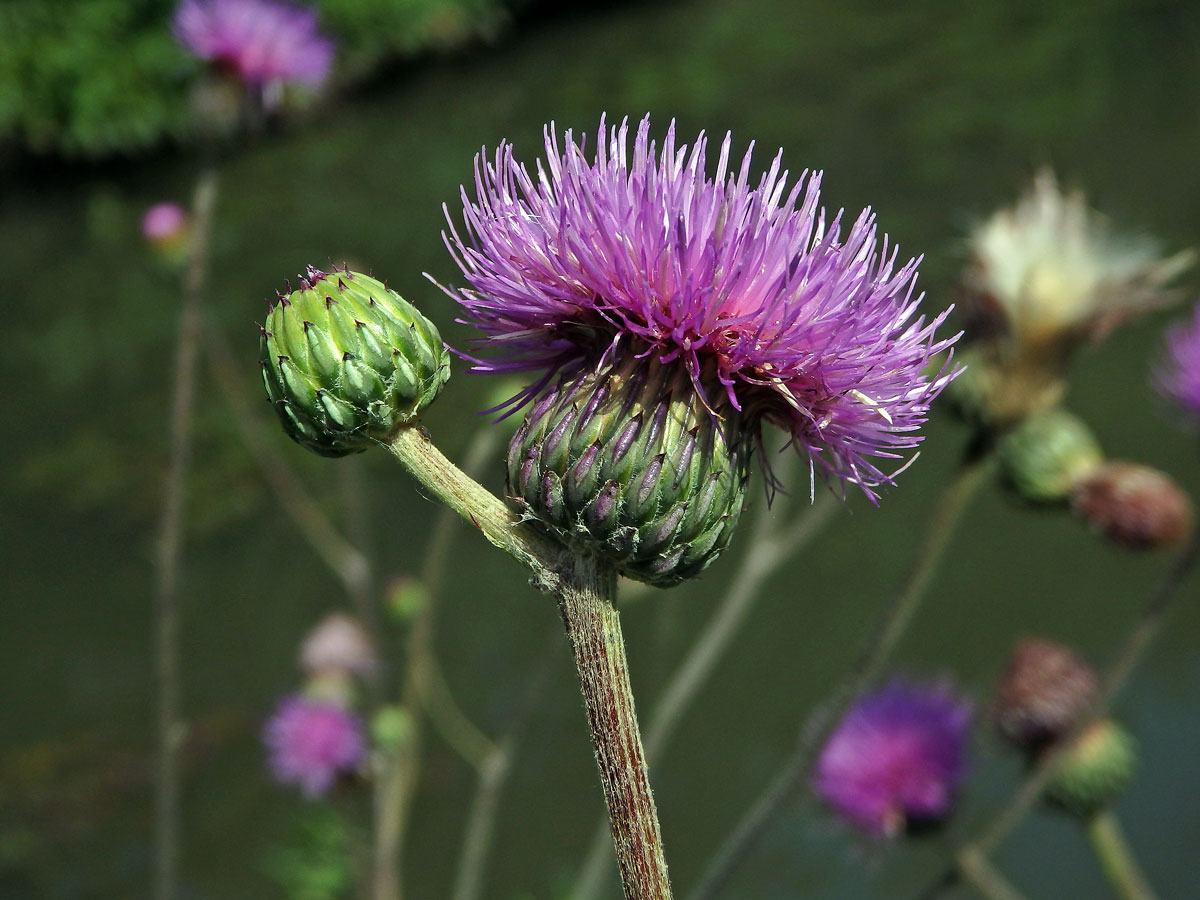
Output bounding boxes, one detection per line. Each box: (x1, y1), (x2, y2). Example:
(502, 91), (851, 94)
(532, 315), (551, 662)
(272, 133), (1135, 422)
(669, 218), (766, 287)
(1158, 300), (1200, 425)
(173, 0), (334, 89)
(439, 115), (959, 499)
(814, 678), (972, 837)
(263, 695), (366, 798)
(141, 203), (189, 243)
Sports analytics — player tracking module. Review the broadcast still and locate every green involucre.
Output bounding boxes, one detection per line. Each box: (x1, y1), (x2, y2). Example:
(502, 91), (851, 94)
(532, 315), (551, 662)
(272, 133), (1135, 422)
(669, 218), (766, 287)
(997, 407), (1104, 503)
(260, 268), (449, 457)
(508, 355), (751, 586)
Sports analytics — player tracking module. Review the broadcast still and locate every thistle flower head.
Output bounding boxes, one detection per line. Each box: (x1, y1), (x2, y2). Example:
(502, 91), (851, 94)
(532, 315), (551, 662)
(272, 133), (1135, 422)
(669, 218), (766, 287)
(142, 203), (189, 244)
(1157, 300), (1200, 426)
(439, 115), (958, 500)
(173, 0), (335, 89)
(263, 694), (366, 798)
(814, 678), (972, 837)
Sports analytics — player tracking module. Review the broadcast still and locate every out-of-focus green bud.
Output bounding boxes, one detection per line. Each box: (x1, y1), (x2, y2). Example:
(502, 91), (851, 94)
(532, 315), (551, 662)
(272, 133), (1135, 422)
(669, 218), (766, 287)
(384, 576), (430, 624)
(508, 355), (750, 587)
(1045, 719), (1137, 819)
(261, 267), (450, 457)
(997, 407), (1104, 503)
(371, 705), (414, 755)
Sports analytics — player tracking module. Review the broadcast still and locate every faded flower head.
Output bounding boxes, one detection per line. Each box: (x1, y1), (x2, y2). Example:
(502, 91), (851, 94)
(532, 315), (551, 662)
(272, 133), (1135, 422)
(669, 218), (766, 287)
(953, 171), (1191, 428)
(964, 169), (1190, 352)
(263, 694), (366, 798)
(814, 678), (972, 837)
(1157, 300), (1200, 426)
(299, 612), (378, 683)
(440, 115), (958, 500)
(173, 0), (335, 90)
(1071, 461), (1193, 550)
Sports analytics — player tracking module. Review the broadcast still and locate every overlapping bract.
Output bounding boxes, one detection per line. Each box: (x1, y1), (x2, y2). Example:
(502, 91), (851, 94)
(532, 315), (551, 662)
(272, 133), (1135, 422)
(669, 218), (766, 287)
(440, 115), (958, 498)
(173, 0), (335, 89)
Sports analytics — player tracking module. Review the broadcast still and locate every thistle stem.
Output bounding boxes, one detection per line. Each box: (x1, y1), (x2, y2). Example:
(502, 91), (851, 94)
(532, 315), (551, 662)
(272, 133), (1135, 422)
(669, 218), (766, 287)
(152, 164), (219, 900)
(572, 483), (839, 900)
(555, 551), (673, 900)
(1086, 811), (1158, 900)
(374, 426), (499, 900)
(688, 448), (992, 900)
(383, 423), (672, 900)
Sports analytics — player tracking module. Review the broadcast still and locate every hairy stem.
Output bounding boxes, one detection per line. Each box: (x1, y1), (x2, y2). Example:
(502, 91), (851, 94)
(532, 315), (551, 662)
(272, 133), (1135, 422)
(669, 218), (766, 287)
(556, 552), (672, 900)
(573, 484), (839, 900)
(153, 165), (219, 900)
(1086, 811), (1158, 900)
(688, 448), (992, 900)
(382, 423), (672, 900)
(374, 426), (499, 900)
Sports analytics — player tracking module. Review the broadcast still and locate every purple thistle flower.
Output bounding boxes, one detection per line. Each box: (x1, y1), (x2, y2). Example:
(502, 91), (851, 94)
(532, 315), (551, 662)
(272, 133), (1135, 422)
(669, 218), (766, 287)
(263, 695), (366, 798)
(438, 115), (959, 499)
(1157, 300), (1200, 425)
(141, 203), (188, 243)
(814, 678), (972, 837)
(173, 0), (334, 90)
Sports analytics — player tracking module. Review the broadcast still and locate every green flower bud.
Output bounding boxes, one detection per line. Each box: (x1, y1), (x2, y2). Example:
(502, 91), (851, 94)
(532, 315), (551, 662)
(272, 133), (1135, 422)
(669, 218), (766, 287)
(260, 267), (450, 457)
(1045, 719), (1137, 819)
(508, 356), (750, 587)
(997, 407), (1104, 503)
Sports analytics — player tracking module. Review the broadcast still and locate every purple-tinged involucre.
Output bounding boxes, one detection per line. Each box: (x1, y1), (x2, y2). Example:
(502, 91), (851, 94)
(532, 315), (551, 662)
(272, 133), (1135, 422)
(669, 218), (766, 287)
(173, 0), (334, 89)
(1158, 300), (1200, 425)
(438, 115), (959, 499)
(813, 678), (972, 837)
(263, 695), (366, 798)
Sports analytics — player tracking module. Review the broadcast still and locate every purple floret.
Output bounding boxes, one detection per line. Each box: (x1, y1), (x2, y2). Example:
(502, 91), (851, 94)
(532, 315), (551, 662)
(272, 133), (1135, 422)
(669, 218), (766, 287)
(1158, 300), (1200, 425)
(263, 695), (366, 798)
(814, 677), (972, 837)
(438, 115), (959, 499)
(173, 0), (334, 89)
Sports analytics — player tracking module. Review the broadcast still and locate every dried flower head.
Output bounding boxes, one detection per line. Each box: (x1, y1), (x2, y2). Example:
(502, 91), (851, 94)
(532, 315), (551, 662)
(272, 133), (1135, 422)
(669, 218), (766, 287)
(1071, 461), (1193, 550)
(263, 695), (366, 798)
(173, 0), (335, 90)
(439, 115), (958, 500)
(1157, 300), (1200, 426)
(992, 638), (1098, 752)
(814, 678), (972, 837)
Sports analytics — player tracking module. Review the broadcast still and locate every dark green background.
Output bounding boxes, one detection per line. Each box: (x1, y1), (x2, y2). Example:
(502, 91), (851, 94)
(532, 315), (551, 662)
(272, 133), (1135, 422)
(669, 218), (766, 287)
(3, 0), (1198, 897)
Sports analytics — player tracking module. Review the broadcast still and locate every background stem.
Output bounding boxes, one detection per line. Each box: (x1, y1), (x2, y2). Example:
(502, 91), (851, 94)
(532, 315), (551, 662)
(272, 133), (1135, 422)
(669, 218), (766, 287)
(688, 448), (991, 899)
(152, 164), (219, 900)
(1086, 811), (1158, 900)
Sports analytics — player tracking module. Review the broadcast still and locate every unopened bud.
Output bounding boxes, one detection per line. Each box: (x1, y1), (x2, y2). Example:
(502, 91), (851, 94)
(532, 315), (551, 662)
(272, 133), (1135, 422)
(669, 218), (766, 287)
(261, 267), (450, 457)
(997, 408), (1104, 503)
(1071, 461), (1193, 549)
(992, 638), (1098, 753)
(1045, 718), (1137, 818)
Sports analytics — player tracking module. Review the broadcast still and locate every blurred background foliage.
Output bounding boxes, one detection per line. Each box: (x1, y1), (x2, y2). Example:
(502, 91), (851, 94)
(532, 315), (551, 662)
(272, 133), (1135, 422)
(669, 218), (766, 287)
(3, 0), (1200, 898)
(0, 0), (521, 157)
